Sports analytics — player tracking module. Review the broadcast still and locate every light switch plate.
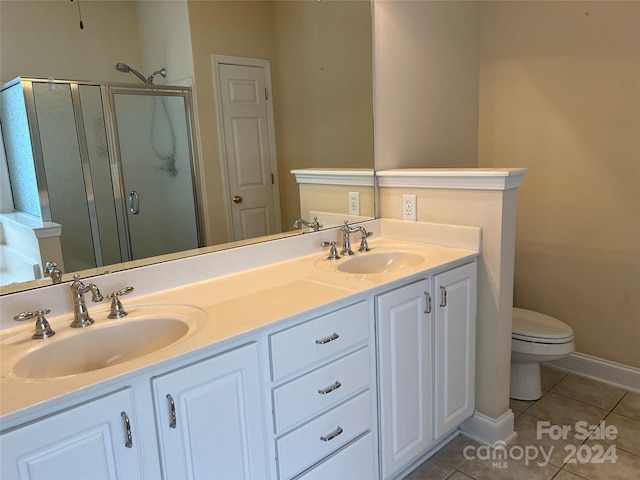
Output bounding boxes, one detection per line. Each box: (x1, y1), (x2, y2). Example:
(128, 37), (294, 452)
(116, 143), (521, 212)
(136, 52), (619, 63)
(402, 194), (417, 221)
(349, 192), (360, 215)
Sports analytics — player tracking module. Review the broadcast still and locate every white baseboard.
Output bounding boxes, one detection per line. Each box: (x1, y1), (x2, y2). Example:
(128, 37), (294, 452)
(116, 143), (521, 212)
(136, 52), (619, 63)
(544, 352), (640, 393)
(459, 410), (517, 446)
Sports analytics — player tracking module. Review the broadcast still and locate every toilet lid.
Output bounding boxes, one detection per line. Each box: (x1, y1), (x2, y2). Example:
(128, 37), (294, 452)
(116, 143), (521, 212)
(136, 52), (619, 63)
(512, 307), (574, 342)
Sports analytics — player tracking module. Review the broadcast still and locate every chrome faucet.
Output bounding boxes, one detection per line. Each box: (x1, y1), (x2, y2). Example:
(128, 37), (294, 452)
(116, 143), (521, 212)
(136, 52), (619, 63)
(70, 274), (103, 328)
(44, 261), (63, 284)
(293, 217), (322, 232)
(340, 221), (373, 256)
(340, 221), (360, 256)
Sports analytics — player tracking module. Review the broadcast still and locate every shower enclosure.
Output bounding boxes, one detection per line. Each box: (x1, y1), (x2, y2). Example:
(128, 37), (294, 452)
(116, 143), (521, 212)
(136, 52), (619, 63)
(0, 77), (203, 275)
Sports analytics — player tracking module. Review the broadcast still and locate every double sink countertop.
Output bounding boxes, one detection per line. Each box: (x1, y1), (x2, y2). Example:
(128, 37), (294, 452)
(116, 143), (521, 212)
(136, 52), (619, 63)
(0, 220), (481, 425)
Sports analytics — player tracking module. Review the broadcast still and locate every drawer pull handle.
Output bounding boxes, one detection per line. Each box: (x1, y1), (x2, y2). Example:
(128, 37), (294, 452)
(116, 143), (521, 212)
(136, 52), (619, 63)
(315, 332), (339, 345)
(167, 394), (177, 429)
(318, 381), (342, 395)
(320, 426), (343, 442)
(121, 411), (133, 448)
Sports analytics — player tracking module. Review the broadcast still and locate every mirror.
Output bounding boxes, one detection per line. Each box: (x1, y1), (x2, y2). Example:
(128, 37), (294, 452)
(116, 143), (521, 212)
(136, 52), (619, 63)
(0, 0), (374, 294)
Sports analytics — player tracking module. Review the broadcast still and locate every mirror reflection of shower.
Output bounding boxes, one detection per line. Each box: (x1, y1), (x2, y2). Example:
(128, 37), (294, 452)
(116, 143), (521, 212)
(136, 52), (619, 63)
(115, 63), (177, 176)
(114, 62), (166, 85)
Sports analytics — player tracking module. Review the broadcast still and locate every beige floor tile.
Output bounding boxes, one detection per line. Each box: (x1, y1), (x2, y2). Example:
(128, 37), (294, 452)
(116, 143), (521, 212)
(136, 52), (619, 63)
(551, 375), (627, 410)
(562, 439), (640, 480)
(601, 412), (640, 457)
(525, 392), (608, 430)
(540, 365), (566, 391)
(552, 470), (586, 480)
(458, 452), (559, 480)
(511, 413), (584, 468)
(510, 397), (537, 414)
(434, 435), (481, 469)
(613, 391), (640, 421)
(403, 457), (454, 480)
(445, 472), (474, 480)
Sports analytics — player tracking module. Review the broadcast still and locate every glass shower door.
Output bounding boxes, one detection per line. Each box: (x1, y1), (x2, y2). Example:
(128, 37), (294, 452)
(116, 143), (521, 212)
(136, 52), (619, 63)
(110, 90), (199, 261)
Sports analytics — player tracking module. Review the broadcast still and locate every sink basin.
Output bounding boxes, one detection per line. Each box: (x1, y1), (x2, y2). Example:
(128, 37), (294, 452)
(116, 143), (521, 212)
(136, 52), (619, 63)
(337, 252), (424, 274)
(13, 315), (194, 379)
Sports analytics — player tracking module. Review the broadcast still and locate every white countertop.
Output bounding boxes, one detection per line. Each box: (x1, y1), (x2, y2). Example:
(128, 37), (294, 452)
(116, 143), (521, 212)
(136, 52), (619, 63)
(0, 225), (479, 425)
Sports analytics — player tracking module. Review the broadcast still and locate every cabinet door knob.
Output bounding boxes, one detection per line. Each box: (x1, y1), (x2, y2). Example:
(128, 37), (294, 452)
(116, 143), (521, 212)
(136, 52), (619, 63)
(166, 394), (177, 429)
(121, 411), (133, 448)
(424, 292), (432, 314)
(440, 286), (448, 307)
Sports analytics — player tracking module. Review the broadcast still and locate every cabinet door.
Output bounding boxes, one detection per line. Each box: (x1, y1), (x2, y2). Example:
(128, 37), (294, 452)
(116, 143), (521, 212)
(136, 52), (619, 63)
(376, 279), (433, 480)
(0, 388), (143, 479)
(152, 342), (267, 479)
(434, 262), (477, 439)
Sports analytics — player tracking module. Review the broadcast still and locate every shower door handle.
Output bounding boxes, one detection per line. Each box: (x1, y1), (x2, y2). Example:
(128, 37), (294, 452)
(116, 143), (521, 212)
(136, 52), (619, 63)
(129, 191), (140, 215)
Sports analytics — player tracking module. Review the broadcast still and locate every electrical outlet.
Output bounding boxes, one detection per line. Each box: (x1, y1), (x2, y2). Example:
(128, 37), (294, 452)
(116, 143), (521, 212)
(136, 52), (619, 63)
(349, 192), (360, 216)
(402, 194), (417, 221)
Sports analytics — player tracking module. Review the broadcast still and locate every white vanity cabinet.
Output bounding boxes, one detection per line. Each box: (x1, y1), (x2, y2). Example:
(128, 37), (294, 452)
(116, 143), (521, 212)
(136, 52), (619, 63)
(266, 300), (376, 479)
(376, 279), (433, 480)
(151, 342), (268, 480)
(377, 262), (477, 480)
(0, 388), (143, 479)
(433, 262), (477, 440)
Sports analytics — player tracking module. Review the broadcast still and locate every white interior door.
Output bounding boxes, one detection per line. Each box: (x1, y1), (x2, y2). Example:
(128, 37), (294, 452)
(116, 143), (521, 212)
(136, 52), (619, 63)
(216, 58), (280, 241)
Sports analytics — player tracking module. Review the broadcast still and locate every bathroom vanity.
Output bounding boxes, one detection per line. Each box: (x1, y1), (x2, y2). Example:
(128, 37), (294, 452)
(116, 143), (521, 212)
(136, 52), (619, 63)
(0, 220), (480, 480)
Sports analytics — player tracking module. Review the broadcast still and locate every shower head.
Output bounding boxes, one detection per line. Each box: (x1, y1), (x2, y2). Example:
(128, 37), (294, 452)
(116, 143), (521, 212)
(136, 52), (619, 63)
(147, 68), (167, 84)
(115, 63), (150, 84)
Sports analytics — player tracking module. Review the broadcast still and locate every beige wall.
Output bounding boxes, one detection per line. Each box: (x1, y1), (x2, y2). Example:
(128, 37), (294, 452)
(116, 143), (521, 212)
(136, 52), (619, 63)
(0, 1), (142, 84)
(187, 1), (276, 245)
(299, 184), (375, 221)
(188, 0), (373, 241)
(477, 1), (640, 368)
(373, 0), (480, 170)
(136, 0), (194, 85)
(272, 0), (373, 229)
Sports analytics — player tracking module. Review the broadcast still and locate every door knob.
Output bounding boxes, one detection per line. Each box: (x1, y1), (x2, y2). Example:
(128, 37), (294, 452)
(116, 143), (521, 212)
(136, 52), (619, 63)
(233, 195), (243, 204)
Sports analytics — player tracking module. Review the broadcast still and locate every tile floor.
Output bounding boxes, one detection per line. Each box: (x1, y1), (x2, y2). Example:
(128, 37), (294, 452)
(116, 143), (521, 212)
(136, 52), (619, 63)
(404, 366), (640, 480)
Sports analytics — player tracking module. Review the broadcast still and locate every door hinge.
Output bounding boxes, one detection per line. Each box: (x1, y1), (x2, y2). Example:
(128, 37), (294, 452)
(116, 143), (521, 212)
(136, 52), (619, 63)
(265, 88), (269, 100)
(271, 173), (275, 185)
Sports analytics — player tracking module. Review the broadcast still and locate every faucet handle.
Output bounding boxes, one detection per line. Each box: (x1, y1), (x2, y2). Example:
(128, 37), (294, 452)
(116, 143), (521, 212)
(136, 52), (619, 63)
(358, 229), (373, 252)
(14, 309), (55, 339)
(321, 241), (340, 260)
(107, 286), (134, 319)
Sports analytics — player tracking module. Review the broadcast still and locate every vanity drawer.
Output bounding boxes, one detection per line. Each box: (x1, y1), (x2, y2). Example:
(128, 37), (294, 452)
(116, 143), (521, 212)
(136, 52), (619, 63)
(273, 347), (370, 433)
(270, 301), (369, 381)
(276, 390), (372, 480)
(295, 431), (375, 479)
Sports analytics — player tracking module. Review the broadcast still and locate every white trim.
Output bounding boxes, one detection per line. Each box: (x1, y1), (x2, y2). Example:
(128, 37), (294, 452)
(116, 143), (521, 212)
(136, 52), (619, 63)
(0, 212), (61, 238)
(376, 168), (528, 191)
(459, 410), (517, 446)
(211, 55), (282, 241)
(545, 352), (640, 393)
(291, 168), (374, 186)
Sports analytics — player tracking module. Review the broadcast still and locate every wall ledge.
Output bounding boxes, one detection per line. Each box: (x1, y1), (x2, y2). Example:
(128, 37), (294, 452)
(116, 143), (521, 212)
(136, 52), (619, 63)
(291, 168), (374, 186)
(0, 212), (61, 239)
(376, 168), (528, 191)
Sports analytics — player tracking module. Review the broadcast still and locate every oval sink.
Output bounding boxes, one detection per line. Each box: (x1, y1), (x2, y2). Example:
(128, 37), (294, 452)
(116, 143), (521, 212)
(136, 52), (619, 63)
(13, 317), (190, 379)
(338, 252), (424, 274)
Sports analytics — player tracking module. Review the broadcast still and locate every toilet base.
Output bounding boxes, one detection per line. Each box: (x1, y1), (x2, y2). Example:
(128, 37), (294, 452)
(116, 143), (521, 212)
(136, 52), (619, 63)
(510, 362), (542, 401)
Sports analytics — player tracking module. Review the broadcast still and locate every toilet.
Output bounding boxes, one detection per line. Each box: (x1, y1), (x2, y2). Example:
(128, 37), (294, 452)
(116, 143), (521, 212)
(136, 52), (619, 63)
(510, 307), (574, 400)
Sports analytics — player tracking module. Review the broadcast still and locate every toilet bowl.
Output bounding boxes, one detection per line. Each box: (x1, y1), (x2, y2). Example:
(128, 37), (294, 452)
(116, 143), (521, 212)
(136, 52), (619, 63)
(510, 307), (574, 400)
